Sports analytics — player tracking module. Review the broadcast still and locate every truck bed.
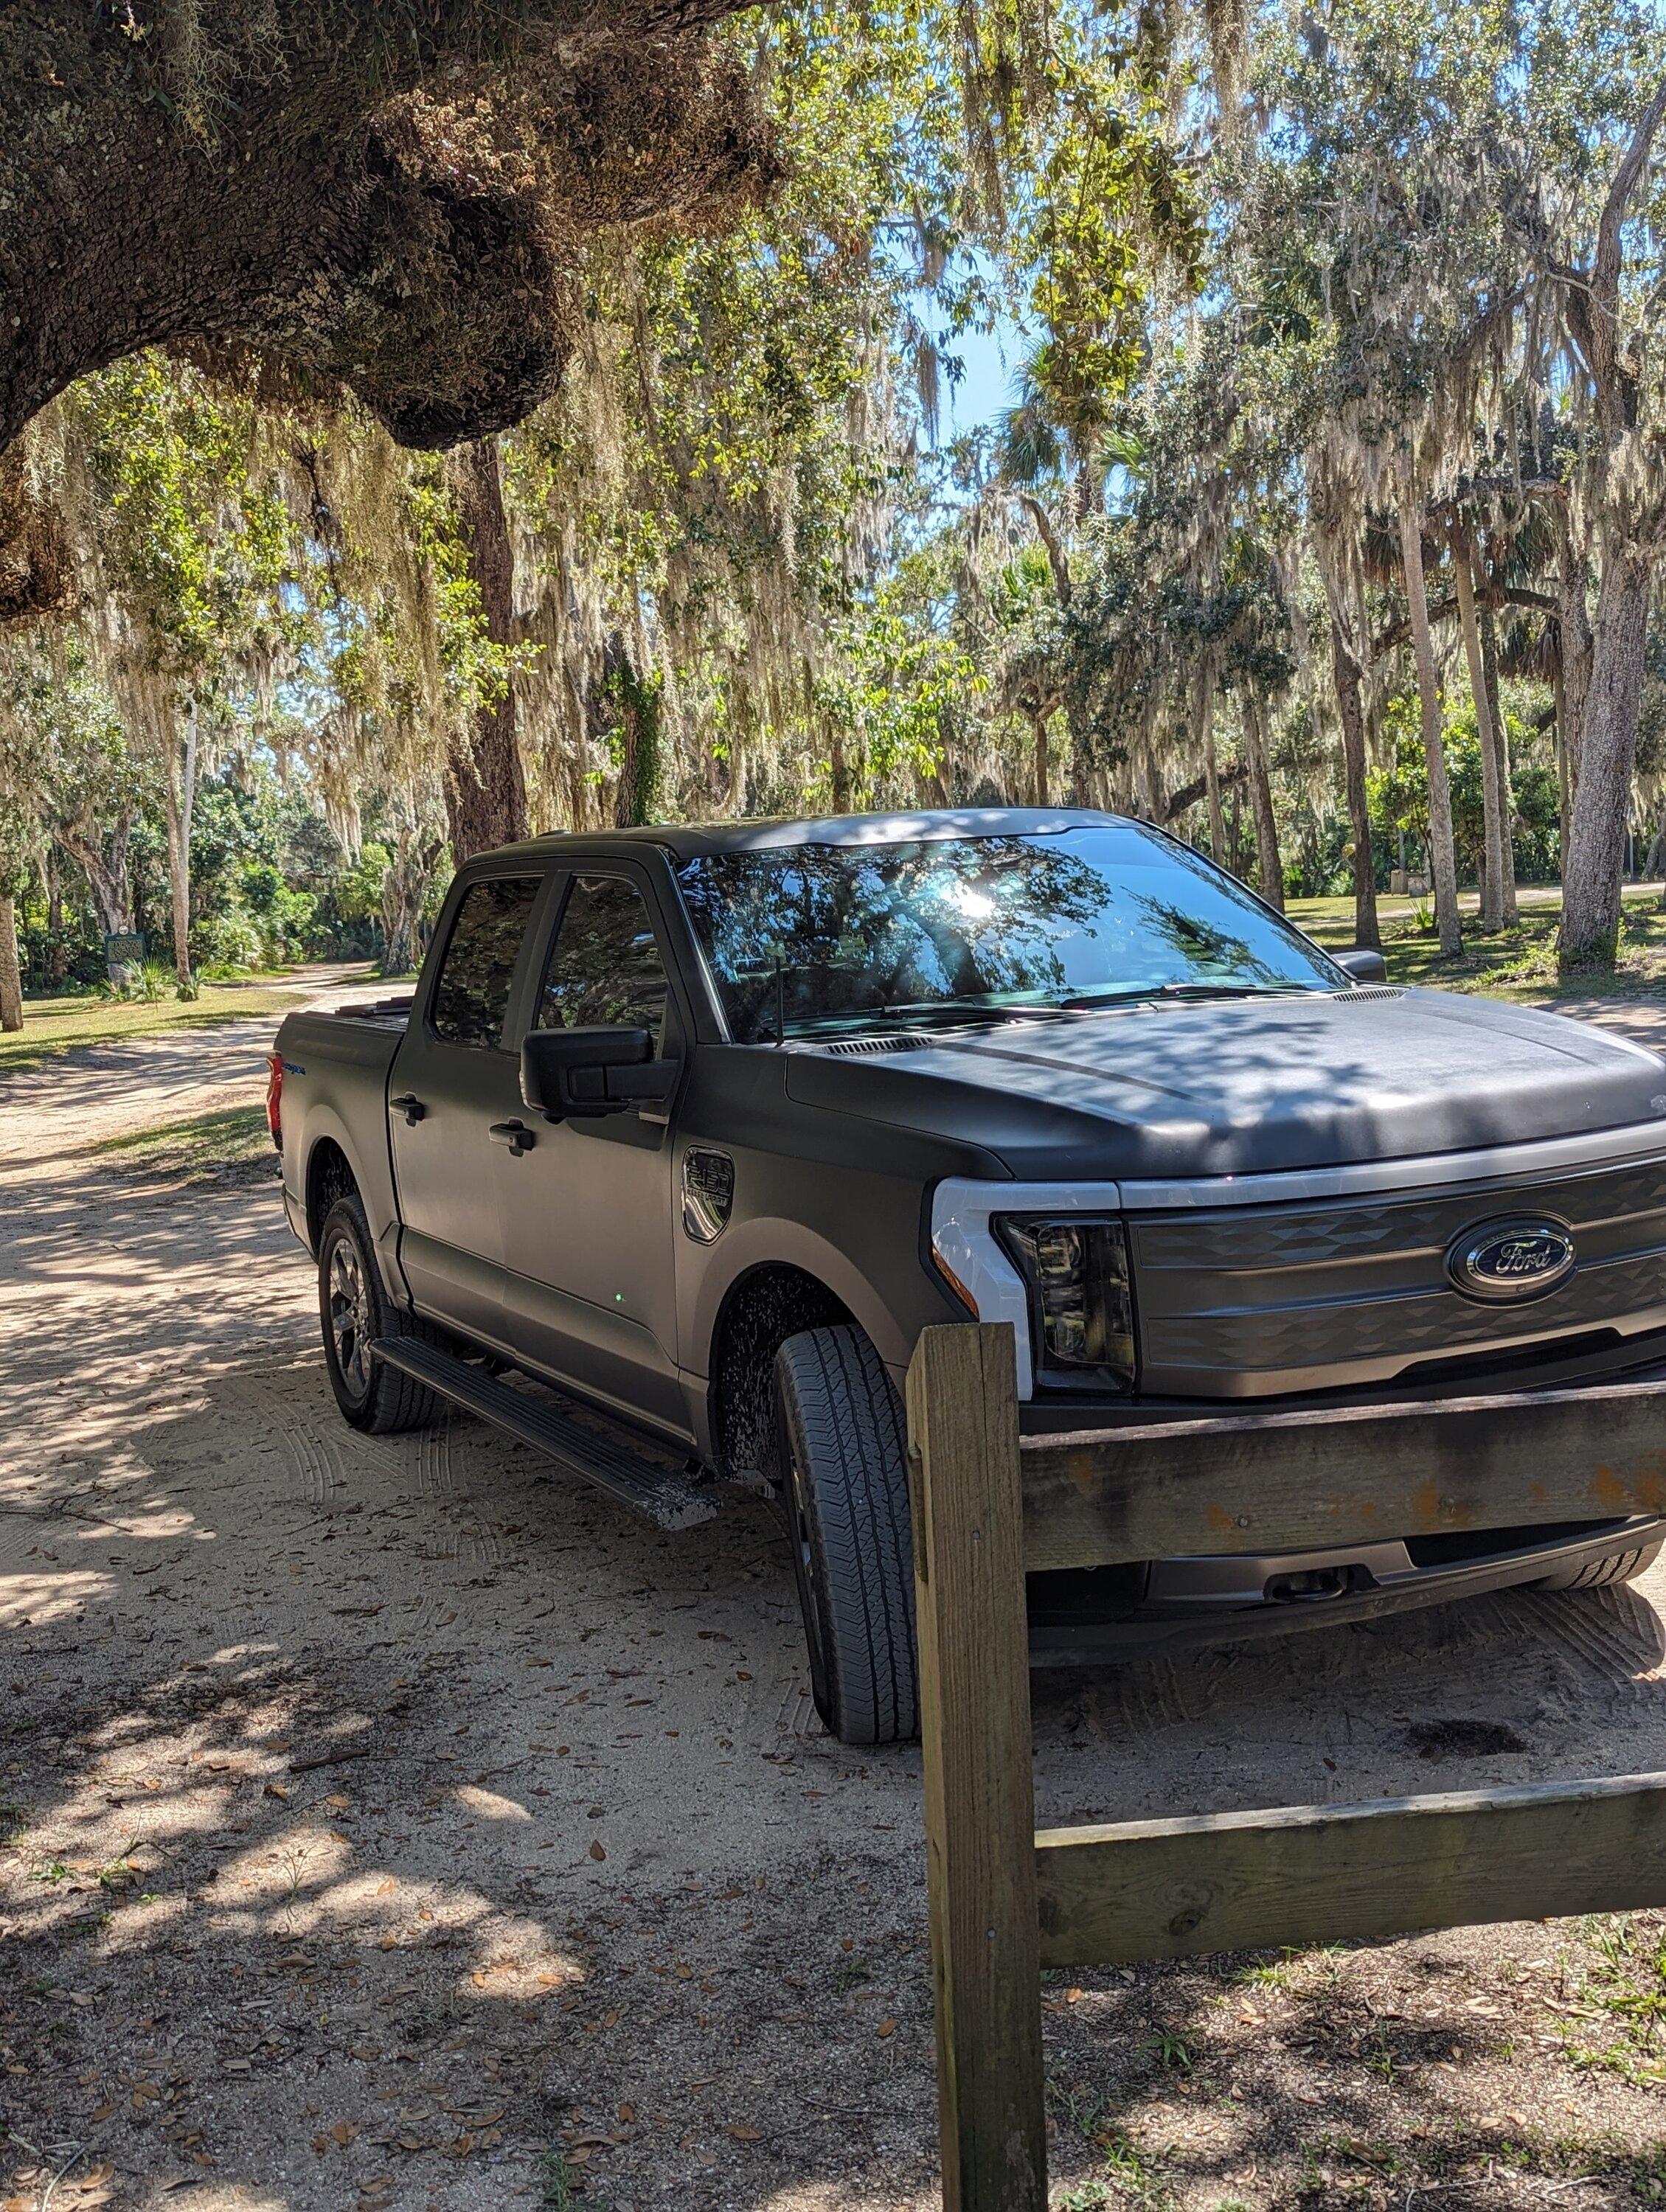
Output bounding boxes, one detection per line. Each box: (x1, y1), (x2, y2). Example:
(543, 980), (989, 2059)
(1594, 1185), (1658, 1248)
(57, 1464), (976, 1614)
(273, 1001), (412, 1268)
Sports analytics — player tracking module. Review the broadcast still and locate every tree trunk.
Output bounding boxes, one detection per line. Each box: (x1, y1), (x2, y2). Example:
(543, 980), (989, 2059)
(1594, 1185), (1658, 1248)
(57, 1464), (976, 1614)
(1312, 529), (1381, 950)
(729, 733), (749, 817)
(1193, 661), (1225, 866)
(1553, 663), (1572, 870)
(1241, 694), (1283, 908)
(1032, 713), (1050, 808)
(44, 849), (68, 984)
(378, 819), (440, 978)
(1647, 792), (1666, 882)
(1556, 510), (1594, 807)
(1327, 611), (1380, 951)
(56, 821), (135, 941)
(1451, 534), (1505, 931)
(443, 439), (529, 863)
(380, 869), (420, 977)
(829, 722), (853, 814)
(163, 699), (199, 993)
(608, 637), (664, 828)
(1397, 494), (1463, 957)
(1481, 606), (1518, 921)
(1560, 547), (1653, 970)
(0, 896), (23, 1032)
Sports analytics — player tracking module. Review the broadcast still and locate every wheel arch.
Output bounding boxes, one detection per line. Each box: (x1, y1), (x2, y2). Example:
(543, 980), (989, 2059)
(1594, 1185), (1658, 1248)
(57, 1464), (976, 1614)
(305, 1133), (360, 1250)
(707, 1260), (861, 1481)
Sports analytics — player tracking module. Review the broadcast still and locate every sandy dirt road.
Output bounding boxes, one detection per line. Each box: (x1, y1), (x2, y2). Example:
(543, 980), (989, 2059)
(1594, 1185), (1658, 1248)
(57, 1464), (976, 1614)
(7, 981), (1666, 2211)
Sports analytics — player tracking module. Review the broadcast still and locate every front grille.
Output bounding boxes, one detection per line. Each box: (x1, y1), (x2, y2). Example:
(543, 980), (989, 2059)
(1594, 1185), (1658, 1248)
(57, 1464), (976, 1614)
(1131, 1148), (1666, 1397)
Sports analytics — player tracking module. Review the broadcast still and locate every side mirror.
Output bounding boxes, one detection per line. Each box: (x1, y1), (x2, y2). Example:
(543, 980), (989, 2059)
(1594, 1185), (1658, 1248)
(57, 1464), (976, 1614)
(520, 1026), (677, 1122)
(1334, 947), (1389, 985)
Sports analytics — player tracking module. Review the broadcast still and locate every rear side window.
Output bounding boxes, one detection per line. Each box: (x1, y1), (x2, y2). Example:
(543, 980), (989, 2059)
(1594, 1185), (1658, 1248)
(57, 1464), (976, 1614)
(429, 877), (539, 1048)
(536, 874), (670, 1044)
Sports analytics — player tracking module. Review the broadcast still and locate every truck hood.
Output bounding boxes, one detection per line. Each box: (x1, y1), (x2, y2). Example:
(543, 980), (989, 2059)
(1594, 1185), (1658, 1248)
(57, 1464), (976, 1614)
(784, 987), (1666, 1179)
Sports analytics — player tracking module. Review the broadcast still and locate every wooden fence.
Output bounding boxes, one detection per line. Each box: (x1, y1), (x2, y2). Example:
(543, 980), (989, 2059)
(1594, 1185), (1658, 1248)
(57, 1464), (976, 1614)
(903, 1321), (1666, 2212)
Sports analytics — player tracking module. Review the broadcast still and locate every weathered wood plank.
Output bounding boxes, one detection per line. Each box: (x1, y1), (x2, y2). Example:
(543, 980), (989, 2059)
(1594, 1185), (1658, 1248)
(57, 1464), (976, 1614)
(1034, 1771), (1666, 1964)
(1021, 1375), (1666, 1573)
(906, 1324), (1048, 2212)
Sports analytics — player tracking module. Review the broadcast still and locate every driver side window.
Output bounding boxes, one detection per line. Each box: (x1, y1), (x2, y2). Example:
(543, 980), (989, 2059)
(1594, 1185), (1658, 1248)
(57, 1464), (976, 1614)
(536, 874), (670, 1046)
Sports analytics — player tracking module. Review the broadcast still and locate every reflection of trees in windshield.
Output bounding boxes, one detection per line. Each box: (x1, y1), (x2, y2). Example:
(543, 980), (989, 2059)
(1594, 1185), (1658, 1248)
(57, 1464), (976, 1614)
(678, 828), (1337, 1041)
(1128, 896), (1285, 989)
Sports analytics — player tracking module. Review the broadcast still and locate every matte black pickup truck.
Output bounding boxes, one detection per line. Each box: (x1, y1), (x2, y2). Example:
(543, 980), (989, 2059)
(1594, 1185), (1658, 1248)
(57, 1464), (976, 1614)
(271, 808), (1666, 1743)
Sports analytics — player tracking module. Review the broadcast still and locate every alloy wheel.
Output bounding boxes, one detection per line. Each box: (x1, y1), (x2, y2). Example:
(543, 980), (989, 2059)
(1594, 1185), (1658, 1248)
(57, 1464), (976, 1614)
(327, 1237), (372, 1398)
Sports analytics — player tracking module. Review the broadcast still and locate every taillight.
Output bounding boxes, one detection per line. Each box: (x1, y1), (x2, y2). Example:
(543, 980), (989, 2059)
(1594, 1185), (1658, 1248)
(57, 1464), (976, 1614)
(265, 1053), (284, 1150)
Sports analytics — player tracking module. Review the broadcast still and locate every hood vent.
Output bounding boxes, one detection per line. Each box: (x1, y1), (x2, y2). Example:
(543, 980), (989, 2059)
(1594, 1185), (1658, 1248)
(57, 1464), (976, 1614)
(819, 1032), (932, 1055)
(1333, 986), (1404, 1004)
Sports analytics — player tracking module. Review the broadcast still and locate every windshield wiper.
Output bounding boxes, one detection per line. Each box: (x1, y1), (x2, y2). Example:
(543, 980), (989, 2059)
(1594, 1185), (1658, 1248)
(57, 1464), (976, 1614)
(1150, 981), (1299, 1000)
(1042, 981), (1302, 1011)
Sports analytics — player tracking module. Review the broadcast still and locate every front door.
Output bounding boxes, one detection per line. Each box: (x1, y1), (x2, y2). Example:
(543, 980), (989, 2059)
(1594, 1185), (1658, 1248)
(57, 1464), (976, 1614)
(496, 868), (686, 1434)
(388, 870), (545, 1343)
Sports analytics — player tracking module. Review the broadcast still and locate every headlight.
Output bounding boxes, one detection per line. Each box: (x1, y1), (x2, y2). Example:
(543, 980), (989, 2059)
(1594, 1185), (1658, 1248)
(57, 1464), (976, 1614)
(995, 1216), (1136, 1393)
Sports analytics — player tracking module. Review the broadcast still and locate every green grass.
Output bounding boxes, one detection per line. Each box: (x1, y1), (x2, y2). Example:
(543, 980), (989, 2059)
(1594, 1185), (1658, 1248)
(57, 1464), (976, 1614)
(88, 1104), (274, 1184)
(0, 975), (316, 1074)
(537, 2146), (610, 2211)
(1291, 883), (1666, 1002)
(1557, 1915), (1666, 2087)
(1049, 2082), (1174, 2208)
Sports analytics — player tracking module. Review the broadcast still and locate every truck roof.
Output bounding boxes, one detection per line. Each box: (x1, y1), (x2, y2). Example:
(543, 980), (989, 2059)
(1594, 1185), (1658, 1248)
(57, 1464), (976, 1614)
(492, 807), (1128, 865)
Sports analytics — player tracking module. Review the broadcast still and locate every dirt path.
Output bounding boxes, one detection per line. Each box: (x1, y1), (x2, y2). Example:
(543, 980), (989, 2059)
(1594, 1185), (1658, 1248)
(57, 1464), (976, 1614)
(7, 992), (1666, 2211)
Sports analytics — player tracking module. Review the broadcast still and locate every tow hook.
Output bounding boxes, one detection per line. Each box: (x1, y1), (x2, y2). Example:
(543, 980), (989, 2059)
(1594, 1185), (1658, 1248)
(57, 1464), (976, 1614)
(1263, 1564), (1354, 1604)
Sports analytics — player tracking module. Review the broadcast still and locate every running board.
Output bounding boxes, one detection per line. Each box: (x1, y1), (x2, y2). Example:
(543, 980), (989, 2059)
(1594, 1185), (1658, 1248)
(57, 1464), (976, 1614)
(371, 1337), (721, 1532)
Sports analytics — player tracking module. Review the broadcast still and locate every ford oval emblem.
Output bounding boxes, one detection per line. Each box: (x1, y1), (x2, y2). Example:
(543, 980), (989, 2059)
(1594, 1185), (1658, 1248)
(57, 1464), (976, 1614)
(1446, 1216), (1576, 1304)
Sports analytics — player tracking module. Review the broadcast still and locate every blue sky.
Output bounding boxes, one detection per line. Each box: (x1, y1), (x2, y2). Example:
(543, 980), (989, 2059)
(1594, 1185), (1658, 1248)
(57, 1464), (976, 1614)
(945, 319), (1021, 434)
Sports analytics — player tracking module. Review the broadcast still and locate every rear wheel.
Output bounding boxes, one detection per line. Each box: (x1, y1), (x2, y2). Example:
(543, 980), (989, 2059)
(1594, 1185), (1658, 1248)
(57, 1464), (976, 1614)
(319, 1195), (443, 1434)
(772, 1325), (918, 1746)
(1538, 1540), (1663, 1593)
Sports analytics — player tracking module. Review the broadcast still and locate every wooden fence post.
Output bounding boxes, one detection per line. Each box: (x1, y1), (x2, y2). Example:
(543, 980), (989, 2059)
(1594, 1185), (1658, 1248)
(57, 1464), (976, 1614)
(906, 1323), (1048, 2212)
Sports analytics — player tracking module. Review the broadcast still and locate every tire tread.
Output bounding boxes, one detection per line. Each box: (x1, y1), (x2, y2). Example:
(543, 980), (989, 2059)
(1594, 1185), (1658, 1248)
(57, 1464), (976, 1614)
(1539, 1539), (1662, 1593)
(776, 1325), (918, 1745)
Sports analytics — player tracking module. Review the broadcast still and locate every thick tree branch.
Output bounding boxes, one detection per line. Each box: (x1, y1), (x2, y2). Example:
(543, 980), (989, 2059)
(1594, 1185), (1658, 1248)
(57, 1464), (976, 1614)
(1161, 759), (1249, 823)
(1370, 584), (1559, 662)
(0, 2), (775, 506)
(1017, 494), (1072, 608)
(1596, 77), (1666, 303)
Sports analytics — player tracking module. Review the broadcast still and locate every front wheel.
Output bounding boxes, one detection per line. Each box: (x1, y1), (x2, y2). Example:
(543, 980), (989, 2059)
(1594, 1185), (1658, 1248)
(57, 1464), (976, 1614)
(318, 1195), (442, 1435)
(772, 1326), (919, 1746)
(1538, 1539), (1663, 1593)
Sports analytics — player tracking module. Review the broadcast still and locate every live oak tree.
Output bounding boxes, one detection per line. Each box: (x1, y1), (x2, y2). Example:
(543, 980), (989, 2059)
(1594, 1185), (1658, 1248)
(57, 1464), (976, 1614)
(0, 0), (772, 501)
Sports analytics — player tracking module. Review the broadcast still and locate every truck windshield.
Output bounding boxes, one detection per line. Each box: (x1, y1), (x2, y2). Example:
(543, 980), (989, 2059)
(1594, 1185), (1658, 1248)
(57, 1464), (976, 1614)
(676, 823), (1347, 1043)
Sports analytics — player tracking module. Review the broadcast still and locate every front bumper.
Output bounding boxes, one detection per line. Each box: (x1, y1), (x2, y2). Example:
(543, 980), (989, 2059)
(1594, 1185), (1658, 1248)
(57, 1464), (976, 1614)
(1027, 1512), (1665, 1665)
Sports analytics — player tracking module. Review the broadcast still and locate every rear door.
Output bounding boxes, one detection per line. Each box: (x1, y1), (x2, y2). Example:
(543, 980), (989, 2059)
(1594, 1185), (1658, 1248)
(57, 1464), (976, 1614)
(496, 865), (688, 1434)
(388, 869), (547, 1341)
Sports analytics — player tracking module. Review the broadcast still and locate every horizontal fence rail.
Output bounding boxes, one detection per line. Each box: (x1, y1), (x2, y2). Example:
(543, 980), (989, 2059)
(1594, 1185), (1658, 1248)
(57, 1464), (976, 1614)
(1035, 1772), (1666, 1964)
(1021, 1374), (1666, 1573)
(903, 1323), (1666, 2212)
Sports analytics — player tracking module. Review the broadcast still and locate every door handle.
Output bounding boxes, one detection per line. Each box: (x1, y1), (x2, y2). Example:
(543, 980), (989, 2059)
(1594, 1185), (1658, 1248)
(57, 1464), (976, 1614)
(489, 1120), (536, 1157)
(390, 1093), (426, 1126)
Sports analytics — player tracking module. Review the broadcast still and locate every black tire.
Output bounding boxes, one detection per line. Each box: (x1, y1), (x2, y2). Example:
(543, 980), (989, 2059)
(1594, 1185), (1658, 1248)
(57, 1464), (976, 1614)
(318, 1195), (444, 1435)
(772, 1325), (919, 1746)
(1538, 1539), (1663, 1593)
